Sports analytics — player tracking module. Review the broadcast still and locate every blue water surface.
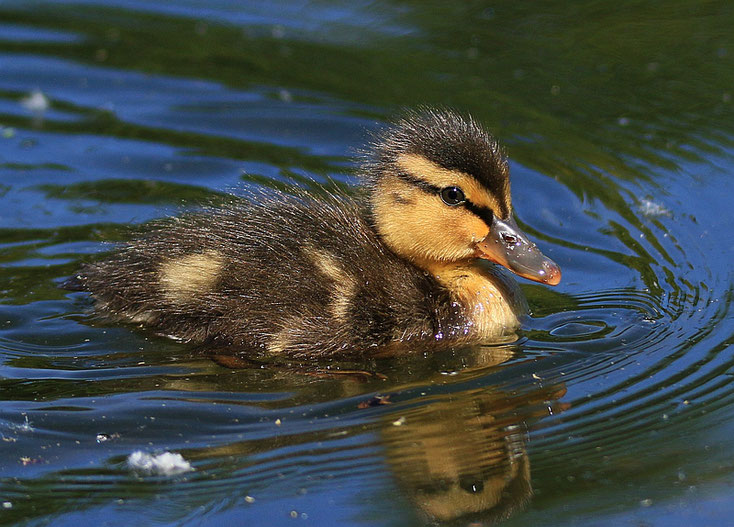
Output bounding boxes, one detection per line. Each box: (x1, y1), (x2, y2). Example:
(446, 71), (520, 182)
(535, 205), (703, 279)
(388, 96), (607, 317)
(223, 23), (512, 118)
(1, 1), (733, 526)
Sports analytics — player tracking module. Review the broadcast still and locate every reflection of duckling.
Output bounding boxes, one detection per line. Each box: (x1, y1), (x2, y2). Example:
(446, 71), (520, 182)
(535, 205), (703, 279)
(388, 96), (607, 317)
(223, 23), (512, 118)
(71, 109), (560, 357)
(381, 383), (567, 524)
(182, 376), (567, 526)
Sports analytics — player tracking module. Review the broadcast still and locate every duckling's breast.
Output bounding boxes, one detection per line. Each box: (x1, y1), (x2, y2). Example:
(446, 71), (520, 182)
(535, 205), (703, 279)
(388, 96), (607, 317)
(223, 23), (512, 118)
(426, 261), (527, 343)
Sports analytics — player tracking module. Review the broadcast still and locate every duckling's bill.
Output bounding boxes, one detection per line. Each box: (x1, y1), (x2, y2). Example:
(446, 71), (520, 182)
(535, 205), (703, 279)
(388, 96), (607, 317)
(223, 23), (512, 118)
(475, 216), (561, 286)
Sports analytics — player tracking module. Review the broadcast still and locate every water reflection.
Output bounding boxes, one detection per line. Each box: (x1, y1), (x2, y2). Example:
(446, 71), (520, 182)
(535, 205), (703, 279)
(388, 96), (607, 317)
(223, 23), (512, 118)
(201, 343), (558, 524)
(382, 381), (566, 525)
(158, 347), (567, 526)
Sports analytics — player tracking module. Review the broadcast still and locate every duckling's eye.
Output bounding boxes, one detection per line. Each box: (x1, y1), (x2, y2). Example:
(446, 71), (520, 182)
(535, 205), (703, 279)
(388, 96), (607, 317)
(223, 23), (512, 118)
(440, 186), (465, 206)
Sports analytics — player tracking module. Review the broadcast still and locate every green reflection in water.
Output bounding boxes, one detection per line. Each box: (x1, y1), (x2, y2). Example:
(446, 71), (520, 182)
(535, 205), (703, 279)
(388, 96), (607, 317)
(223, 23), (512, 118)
(2, 1), (732, 174)
(0, 97), (341, 174)
(36, 179), (230, 205)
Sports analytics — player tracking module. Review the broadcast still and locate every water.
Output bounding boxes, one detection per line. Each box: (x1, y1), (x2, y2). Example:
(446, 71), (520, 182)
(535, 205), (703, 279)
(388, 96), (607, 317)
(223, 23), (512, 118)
(1, 1), (733, 525)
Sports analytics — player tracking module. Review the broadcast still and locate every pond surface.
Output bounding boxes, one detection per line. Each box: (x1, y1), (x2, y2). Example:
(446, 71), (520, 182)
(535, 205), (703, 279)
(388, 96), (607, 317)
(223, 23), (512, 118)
(1, 1), (733, 526)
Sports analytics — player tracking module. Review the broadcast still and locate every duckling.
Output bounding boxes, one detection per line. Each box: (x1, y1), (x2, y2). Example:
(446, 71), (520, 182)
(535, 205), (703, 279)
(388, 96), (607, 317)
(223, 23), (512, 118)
(70, 109), (560, 357)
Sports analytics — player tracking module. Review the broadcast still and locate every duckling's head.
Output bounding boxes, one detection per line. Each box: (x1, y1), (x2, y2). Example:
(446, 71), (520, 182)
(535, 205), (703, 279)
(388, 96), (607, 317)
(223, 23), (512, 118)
(365, 109), (560, 285)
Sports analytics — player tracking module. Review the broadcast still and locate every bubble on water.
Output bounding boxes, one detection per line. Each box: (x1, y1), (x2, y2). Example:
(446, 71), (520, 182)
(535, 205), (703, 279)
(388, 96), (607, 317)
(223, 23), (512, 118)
(10, 415), (34, 433)
(278, 89), (293, 103)
(127, 451), (193, 476)
(96, 432), (120, 443)
(21, 89), (50, 114)
(639, 199), (671, 217)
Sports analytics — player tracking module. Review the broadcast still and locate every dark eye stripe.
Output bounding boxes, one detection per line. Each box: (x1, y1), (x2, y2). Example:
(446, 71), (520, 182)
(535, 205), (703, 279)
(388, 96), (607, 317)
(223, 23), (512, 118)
(395, 170), (495, 226)
(396, 170), (442, 194)
(464, 201), (495, 226)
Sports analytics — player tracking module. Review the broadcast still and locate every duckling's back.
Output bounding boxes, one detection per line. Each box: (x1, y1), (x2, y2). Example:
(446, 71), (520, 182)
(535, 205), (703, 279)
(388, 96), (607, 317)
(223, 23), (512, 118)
(75, 191), (463, 357)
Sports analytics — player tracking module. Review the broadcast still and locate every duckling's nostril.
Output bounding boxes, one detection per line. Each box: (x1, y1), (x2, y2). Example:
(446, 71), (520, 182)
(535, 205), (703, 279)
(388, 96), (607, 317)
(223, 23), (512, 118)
(501, 233), (518, 246)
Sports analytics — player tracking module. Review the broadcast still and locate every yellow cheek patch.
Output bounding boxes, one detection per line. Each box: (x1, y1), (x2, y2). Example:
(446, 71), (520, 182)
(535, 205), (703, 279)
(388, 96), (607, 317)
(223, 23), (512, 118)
(159, 251), (224, 303)
(372, 176), (491, 264)
(396, 153), (506, 215)
(410, 205), (489, 258)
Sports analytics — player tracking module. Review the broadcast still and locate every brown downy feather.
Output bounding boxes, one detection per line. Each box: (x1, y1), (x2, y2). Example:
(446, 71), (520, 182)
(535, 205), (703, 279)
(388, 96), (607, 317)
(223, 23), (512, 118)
(75, 190), (469, 357)
(72, 108), (535, 357)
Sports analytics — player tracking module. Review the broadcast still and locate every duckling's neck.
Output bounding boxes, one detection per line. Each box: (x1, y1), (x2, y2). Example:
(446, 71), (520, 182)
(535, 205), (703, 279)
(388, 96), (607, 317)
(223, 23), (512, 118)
(421, 259), (527, 340)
